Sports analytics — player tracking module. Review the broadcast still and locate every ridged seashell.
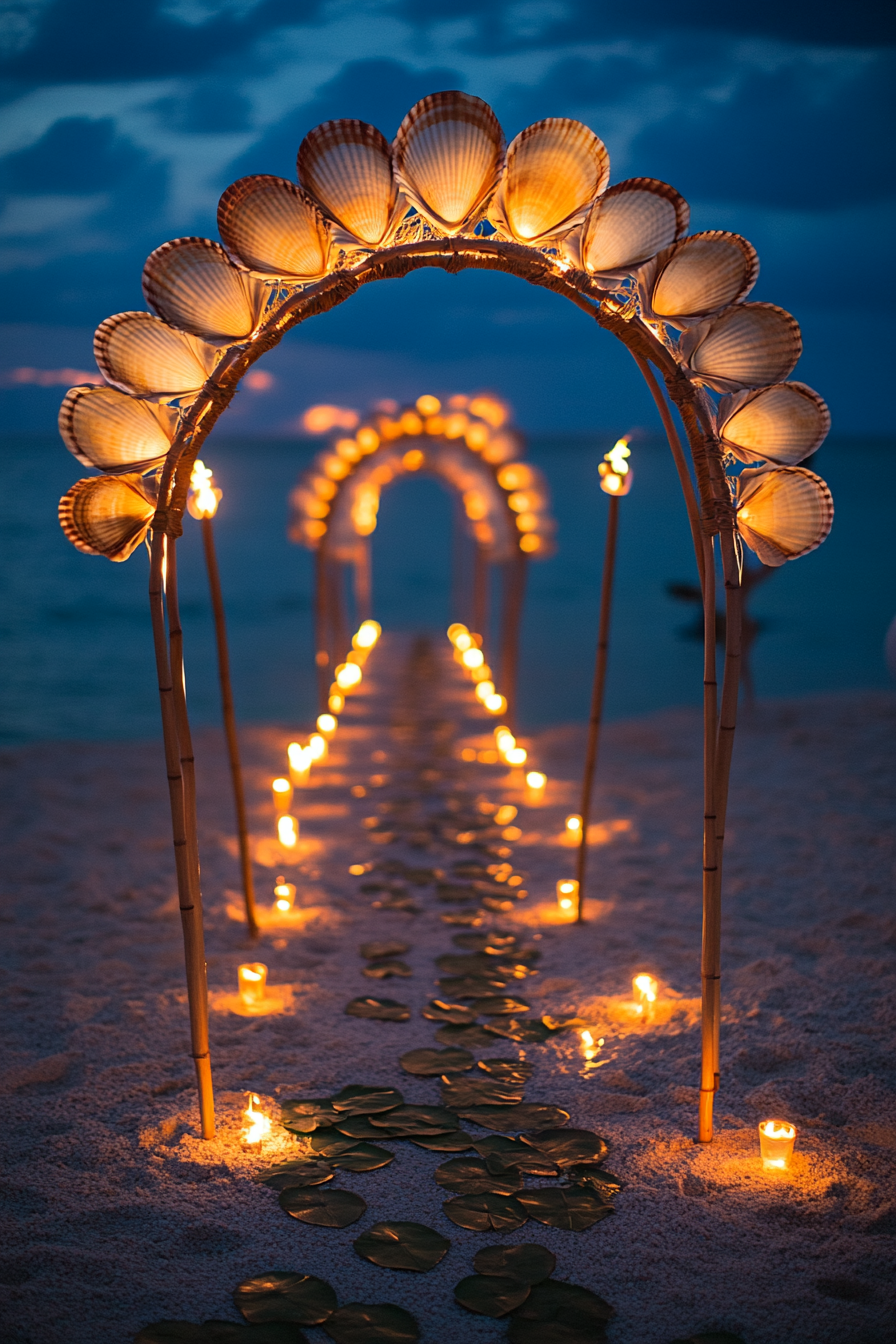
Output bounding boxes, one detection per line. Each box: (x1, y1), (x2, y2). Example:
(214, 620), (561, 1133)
(393, 91), (504, 235)
(218, 175), (332, 279)
(143, 238), (270, 344)
(298, 121), (405, 248)
(679, 303), (802, 394)
(735, 466), (833, 566)
(94, 312), (219, 401)
(59, 473), (157, 562)
(59, 385), (178, 474)
(638, 232), (758, 328)
(570, 177), (689, 275)
(489, 118), (609, 245)
(718, 382), (830, 466)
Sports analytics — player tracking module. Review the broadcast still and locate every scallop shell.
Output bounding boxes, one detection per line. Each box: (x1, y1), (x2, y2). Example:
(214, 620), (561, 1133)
(59, 473), (157, 562)
(572, 177), (689, 275)
(735, 466), (833, 566)
(298, 120), (405, 248)
(489, 118), (609, 245)
(59, 385), (178, 474)
(393, 91), (504, 235)
(638, 232), (758, 328)
(94, 312), (219, 401)
(143, 237), (270, 343)
(218, 174), (332, 279)
(718, 382), (830, 466)
(679, 302), (802, 394)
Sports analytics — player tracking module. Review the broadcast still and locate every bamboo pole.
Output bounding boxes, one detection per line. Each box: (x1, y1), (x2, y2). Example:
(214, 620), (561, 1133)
(200, 515), (258, 937)
(314, 545), (330, 712)
(698, 533), (719, 1142)
(148, 532), (215, 1139)
(574, 493), (620, 923)
(499, 550), (528, 728)
(354, 539), (372, 623)
(472, 542), (488, 637)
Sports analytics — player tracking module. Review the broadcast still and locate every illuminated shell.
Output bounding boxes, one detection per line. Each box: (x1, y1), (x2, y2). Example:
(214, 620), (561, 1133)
(95, 312), (219, 401)
(569, 178), (689, 275)
(735, 466), (833, 566)
(718, 382), (830, 466)
(218, 175), (332, 279)
(59, 385), (178, 474)
(58, 473), (156, 562)
(679, 303), (802, 394)
(143, 238), (270, 343)
(298, 120), (405, 248)
(393, 91), (504, 235)
(489, 118), (609, 245)
(638, 232), (758, 328)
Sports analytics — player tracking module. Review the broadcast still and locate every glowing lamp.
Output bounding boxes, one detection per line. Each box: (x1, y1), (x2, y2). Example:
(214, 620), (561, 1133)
(317, 713), (337, 735)
(485, 694), (506, 714)
(759, 1120), (797, 1171)
(526, 771), (546, 791)
(238, 962), (268, 1008)
(335, 662), (363, 689)
(187, 460), (222, 519)
(494, 805), (517, 824)
(278, 815), (299, 848)
(287, 742), (310, 785)
(271, 777), (293, 814)
(447, 623), (468, 643)
(565, 814), (582, 834)
(599, 438), (634, 496)
(273, 877), (296, 912)
(495, 727), (515, 751)
(416, 394), (441, 416)
(556, 879), (578, 919)
(242, 1092), (272, 1144)
(308, 733), (327, 761)
(471, 664), (492, 683)
(505, 747), (527, 765)
(402, 448), (424, 471)
(475, 681), (496, 702)
(328, 693), (344, 713)
(355, 619), (381, 648)
(633, 973), (658, 1008)
(455, 632), (473, 651)
(519, 534), (541, 553)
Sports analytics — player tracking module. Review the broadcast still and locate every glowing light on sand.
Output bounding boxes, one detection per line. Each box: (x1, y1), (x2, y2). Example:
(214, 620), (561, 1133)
(759, 1119), (797, 1170)
(633, 973), (658, 1008)
(484, 693), (507, 714)
(556, 879), (578, 919)
(328, 693), (344, 713)
(278, 815), (298, 847)
(462, 647), (484, 669)
(317, 713), (337, 735)
(336, 662), (362, 689)
(505, 746), (527, 766)
(273, 877), (295, 912)
(475, 681), (496, 702)
(525, 770), (546, 800)
(354, 620), (381, 649)
(494, 805), (517, 825)
(242, 1092), (272, 1144)
(287, 742), (311, 785)
(238, 963), (268, 1008)
(565, 814), (582, 834)
(308, 733), (327, 761)
(272, 777), (293, 814)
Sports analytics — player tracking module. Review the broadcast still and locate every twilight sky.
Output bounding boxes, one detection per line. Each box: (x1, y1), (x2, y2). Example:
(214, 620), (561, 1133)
(1, 0), (893, 433)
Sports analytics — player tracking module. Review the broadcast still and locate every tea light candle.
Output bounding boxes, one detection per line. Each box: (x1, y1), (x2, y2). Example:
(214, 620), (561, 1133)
(287, 742), (310, 785)
(506, 746), (527, 766)
(565, 814), (582, 835)
(278, 815), (299, 847)
(272, 777), (293, 814)
(525, 770), (546, 802)
(238, 962), (268, 1008)
(556, 879), (578, 919)
(633, 973), (658, 1010)
(759, 1119), (797, 1170)
(308, 732), (328, 761)
(316, 713), (337, 735)
(273, 877), (296, 912)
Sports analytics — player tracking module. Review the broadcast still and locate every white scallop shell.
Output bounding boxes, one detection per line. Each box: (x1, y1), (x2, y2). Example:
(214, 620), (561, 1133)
(489, 117), (609, 245)
(58, 473), (157, 562)
(718, 382), (830, 466)
(59, 385), (178, 474)
(217, 174), (332, 279)
(568, 177), (689, 276)
(678, 303), (802, 394)
(735, 465), (833, 566)
(298, 120), (405, 248)
(393, 91), (504, 235)
(638, 232), (758, 328)
(143, 237), (271, 343)
(94, 312), (219, 401)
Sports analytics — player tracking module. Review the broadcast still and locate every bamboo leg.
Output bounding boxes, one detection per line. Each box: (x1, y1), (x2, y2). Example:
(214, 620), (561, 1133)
(354, 540), (372, 623)
(329, 558), (349, 666)
(499, 551), (527, 728)
(201, 516), (258, 937)
(149, 532), (215, 1139)
(698, 534), (719, 1143)
(314, 546), (330, 712)
(575, 494), (619, 923)
(472, 543), (488, 637)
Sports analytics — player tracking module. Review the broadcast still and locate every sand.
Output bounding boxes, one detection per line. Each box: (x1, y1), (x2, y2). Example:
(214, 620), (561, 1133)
(1, 634), (894, 1344)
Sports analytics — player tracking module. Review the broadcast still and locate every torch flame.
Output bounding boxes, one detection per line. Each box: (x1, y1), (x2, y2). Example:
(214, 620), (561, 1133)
(242, 1093), (271, 1144)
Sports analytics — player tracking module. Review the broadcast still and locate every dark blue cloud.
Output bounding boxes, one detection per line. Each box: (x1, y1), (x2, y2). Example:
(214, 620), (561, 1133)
(1, 116), (135, 192)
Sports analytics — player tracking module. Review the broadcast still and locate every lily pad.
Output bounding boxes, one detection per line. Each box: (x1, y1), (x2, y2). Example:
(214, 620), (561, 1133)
(309, 1132), (362, 1159)
(436, 952), (504, 975)
(442, 1192), (528, 1232)
(322, 1303), (419, 1344)
(511, 1280), (614, 1328)
(344, 999), (410, 1022)
(482, 896), (515, 913)
(435, 1156), (522, 1197)
(478, 1058), (534, 1084)
(454, 1275), (530, 1318)
(370, 1104), (457, 1132)
(234, 1272), (337, 1325)
(281, 1100), (341, 1133)
(473, 1136), (559, 1176)
(473, 1243), (556, 1285)
(434, 1025), (497, 1050)
(485, 1019), (552, 1044)
(353, 1221), (450, 1273)
(256, 1161), (334, 1190)
(330, 1143), (394, 1172)
(516, 1187), (614, 1231)
(360, 941), (410, 960)
(279, 1187), (367, 1228)
(421, 1000), (477, 1025)
(334, 1115), (403, 1141)
(452, 932), (520, 952)
(363, 961), (413, 979)
(437, 884), (479, 903)
(409, 1130), (475, 1152)
(473, 997), (532, 1016)
(440, 911), (484, 926)
(459, 1104), (570, 1133)
(135, 1325), (307, 1344)
(565, 1165), (624, 1197)
(400, 1047), (473, 1076)
(439, 976), (511, 998)
(441, 1077), (525, 1108)
(520, 1129), (609, 1168)
(330, 1086), (403, 1115)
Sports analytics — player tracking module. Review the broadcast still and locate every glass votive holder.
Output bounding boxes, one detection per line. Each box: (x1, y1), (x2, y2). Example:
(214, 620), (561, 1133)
(759, 1119), (797, 1170)
(556, 878), (578, 919)
(238, 962), (268, 1008)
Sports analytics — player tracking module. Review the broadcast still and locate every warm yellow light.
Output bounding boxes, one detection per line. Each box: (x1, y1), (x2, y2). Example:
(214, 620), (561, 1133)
(556, 879), (579, 918)
(443, 412), (468, 438)
(273, 877), (295, 912)
(402, 448), (424, 471)
(462, 647), (484, 669)
(581, 1029), (594, 1048)
(484, 693), (506, 713)
(463, 489), (488, 520)
(302, 404), (359, 435)
(526, 771), (547, 790)
(335, 437), (362, 462)
(759, 1119), (797, 1170)
(494, 804), (517, 824)
(355, 620), (381, 648)
(502, 825), (522, 840)
(311, 475), (337, 500)
(238, 962), (268, 1007)
(447, 622), (468, 643)
(305, 519), (327, 540)
(471, 663), (492, 683)
(507, 490), (539, 513)
(515, 512), (539, 532)
(599, 439), (634, 496)
(328, 693), (344, 713)
(566, 814), (582, 833)
(425, 414), (445, 436)
(465, 422), (489, 450)
(188, 459), (222, 519)
(505, 746), (527, 765)
(468, 395), (507, 428)
(454, 632), (473, 651)
(349, 863), (367, 875)
(497, 462), (533, 491)
(633, 973), (658, 1004)
(242, 1092), (272, 1144)
(308, 733), (327, 761)
(475, 681), (495, 701)
(322, 454), (350, 480)
(336, 662), (363, 689)
(495, 727), (515, 750)
(519, 534), (541, 553)
(287, 742), (310, 784)
(399, 411), (423, 436)
(356, 425), (380, 453)
(278, 815), (298, 847)
(272, 777), (293, 814)
(317, 713), (337, 735)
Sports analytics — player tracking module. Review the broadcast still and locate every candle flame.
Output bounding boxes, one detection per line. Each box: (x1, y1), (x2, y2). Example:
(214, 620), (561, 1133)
(566, 814), (582, 833)
(760, 1120), (795, 1141)
(242, 1093), (271, 1144)
(278, 815), (298, 847)
(633, 973), (658, 1004)
(526, 771), (546, 789)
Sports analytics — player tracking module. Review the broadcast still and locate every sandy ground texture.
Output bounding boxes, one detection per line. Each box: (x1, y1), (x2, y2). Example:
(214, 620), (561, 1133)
(1, 633), (895, 1344)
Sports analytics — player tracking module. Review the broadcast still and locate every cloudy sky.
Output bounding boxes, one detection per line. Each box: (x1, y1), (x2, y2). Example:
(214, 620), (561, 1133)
(1, 0), (893, 433)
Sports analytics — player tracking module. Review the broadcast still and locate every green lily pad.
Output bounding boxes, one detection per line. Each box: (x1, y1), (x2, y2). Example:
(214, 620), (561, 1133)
(421, 1000), (477, 1025)
(279, 1187), (367, 1228)
(439, 976), (511, 998)
(333, 1115), (403, 1141)
(344, 999), (410, 1022)
(473, 997), (532, 1016)
(135, 1326), (306, 1344)
(330, 1086), (403, 1115)
(360, 941), (410, 960)
(478, 1058), (534, 1084)
(460, 1104), (570, 1133)
(281, 1099), (341, 1133)
(435, 1156), (522, 1197)
(234, 1272), (337, 1325)
(256, 1161), (334, 1190)
(409, 1130), (475, 1152)
(565, 1165), (624, 1197)
(370, 1104), (457, 1131)
(353, 1220), (450, 1273)
(454, 1275), (530, 1318)
(400, 1047), (473, 1076)
(473, 1243), (556, 1285)
(442, 1192), (529, 1232)
(363, 961), (413, 979)
(473, 1136), (558, 1176)
(434, 1024), (497, 1049)
(441, 1077), (525, 1108)
(511, 1280), (614, 1328)
(520, 1129), (609, 1168)
(308, 1132), (362, 1159)
(485, 1019), (552, 1044)
(322, 1303), (419, 1344)
(516, 1188), (614, 1231)
(330, 1143), (394, 1172)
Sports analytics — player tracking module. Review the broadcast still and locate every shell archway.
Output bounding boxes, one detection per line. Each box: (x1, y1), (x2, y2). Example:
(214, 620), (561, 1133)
(55, 89), (834, 1146)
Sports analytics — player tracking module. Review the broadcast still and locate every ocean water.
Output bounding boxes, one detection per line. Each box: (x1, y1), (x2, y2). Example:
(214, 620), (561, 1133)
(1, 431), (893, 743)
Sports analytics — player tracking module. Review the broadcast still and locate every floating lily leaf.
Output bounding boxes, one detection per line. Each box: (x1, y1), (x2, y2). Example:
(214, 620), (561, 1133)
(454, 1275), (530, 1318)
(511, 1280), (614, 1328)
(409, 1130), (475, 1152)
(460, 1104), (570, 1133)
(473, 1136), (558, 1176)
(344, 999), (410, 1022)
(331, 1085), (403, 1115)
(439, 976), (511, 998)
(135, 1324), (307, 1344)
(442, 1192), (528, 1232)
(279, 1187), (367, 1228)
(330, 1143), (394, 1172)
(436, 952), (504, 975)
(422, 999), (478, 1024)
(516, 1188), (614, 1231)
(441, 1077), (524, 1108)
(478, 1058), (534, 1082)
(404, 866), (441, 885)
(353, 1221), (450, 1273)
(435, 1156), (522, 1197)
(309, 1132), (362, 1159)
(372, 894), (419, 913)
(435, 1025), (497, 1050)
(440, 911), (484, 927)
(453, 932), (522, 953)
(333, 1115), (401, 1140)
(485, 1019), (552, 1044)
(437, 884), (478, 903)
(322, 1302), (419, 1344)
(234, 1272), (337, 1325)
(520, 1129), (609, 1168)
(452, 864), (492, 879)
(257, 1161), (334, 1190)
(363, 961), (413, 979)
(400, 1047), (473, 1076)
(473, 996), (532, 1016)
(370, 1104), (457, 1131)
(565, 1165), (624, 1197)
(281, 1099), (341, 1133)
(360, 941), (410, 960)
(473, 1243), (556, 1285)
